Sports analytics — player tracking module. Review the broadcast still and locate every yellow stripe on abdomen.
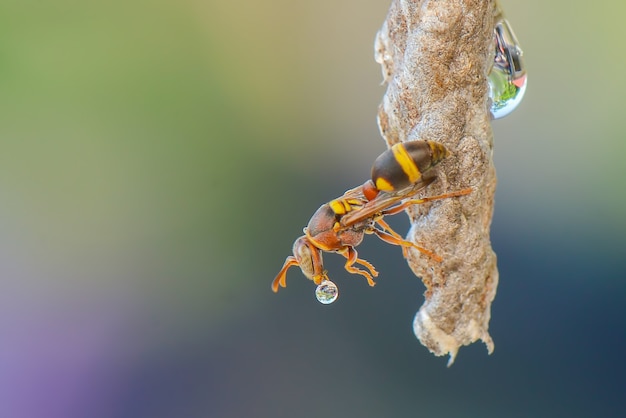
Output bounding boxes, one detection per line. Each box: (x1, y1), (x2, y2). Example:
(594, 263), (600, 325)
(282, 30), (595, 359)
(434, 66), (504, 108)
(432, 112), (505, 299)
(374, 177), (394, 191)
(391, 143), (421, 184)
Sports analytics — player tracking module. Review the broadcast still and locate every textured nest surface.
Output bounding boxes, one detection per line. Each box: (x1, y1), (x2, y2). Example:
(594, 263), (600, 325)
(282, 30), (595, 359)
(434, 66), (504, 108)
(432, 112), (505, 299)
(375, 0), (498, 365)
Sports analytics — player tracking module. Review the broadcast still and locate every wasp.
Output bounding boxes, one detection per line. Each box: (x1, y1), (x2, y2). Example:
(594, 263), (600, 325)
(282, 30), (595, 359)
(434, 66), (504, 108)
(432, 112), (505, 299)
(271, 140), (471, 293)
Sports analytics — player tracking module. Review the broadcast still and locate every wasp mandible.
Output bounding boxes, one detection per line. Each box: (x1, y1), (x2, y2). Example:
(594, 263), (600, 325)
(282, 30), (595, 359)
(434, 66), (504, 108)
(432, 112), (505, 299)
(271, 140), (471, 293)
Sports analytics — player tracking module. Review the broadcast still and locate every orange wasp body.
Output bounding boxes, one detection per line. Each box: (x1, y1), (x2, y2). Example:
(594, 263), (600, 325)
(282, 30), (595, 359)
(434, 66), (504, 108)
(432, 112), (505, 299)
(271, 140), (471, 293)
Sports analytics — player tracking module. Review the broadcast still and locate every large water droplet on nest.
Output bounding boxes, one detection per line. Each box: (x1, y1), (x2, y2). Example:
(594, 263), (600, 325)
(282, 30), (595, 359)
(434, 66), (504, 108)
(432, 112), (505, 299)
(489, 17), (527, 119)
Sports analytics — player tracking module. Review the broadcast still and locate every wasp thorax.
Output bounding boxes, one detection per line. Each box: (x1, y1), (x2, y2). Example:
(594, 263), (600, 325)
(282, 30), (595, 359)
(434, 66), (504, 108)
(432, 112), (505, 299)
(306, 200), (368, 250)
(306, 204), (337, 238)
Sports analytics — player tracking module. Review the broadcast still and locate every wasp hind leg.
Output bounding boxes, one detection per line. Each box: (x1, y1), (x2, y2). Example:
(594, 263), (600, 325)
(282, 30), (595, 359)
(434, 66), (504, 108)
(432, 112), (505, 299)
(373, 219), (442, 262)
(381, 187), (472, 217)
(340, 247), (379, 287)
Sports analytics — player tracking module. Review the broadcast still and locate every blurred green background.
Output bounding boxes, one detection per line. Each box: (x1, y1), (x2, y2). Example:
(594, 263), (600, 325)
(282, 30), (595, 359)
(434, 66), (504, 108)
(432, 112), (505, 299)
(1, 1), (624, 417)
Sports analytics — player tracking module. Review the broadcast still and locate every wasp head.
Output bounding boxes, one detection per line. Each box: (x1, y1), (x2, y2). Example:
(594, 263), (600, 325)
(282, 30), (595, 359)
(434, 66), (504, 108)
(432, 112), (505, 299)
(271, 236), (326, 292)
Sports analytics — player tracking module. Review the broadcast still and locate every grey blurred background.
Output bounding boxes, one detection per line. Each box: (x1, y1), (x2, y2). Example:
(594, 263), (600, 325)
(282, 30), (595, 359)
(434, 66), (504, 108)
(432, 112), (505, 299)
(0, 1), (624, 417)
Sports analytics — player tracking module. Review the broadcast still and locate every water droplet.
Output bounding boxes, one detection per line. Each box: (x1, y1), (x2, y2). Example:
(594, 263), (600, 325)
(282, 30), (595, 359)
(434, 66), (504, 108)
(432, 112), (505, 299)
(489, 16), (527, 119)
(315, 280), (339, 304)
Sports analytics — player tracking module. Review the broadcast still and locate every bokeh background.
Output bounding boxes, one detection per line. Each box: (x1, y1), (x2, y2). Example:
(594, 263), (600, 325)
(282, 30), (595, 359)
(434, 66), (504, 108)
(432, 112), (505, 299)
(1, 1), (624, 417)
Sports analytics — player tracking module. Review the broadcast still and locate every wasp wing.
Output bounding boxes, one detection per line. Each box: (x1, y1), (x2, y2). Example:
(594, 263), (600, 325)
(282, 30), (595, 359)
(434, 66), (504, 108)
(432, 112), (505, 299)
(337, 184), (368, 201)
(339, 177), (436, 227)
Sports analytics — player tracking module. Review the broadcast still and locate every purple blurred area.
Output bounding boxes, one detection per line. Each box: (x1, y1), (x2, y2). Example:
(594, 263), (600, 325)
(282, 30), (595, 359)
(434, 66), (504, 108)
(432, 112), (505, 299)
(2, 225), (624, 418)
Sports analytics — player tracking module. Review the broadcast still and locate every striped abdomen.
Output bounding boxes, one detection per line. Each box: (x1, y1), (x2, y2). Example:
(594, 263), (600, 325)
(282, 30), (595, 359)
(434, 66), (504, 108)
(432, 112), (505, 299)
(370, 140), (449, 192)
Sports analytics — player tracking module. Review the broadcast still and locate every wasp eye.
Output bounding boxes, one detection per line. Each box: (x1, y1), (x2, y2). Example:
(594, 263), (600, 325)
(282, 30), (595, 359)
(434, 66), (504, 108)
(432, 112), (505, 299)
(315, 280), (339, 304)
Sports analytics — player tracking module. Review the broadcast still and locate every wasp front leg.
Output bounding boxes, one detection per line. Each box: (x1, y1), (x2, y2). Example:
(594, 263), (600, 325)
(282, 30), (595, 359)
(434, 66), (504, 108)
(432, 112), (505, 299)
(339, 246), (379, 287)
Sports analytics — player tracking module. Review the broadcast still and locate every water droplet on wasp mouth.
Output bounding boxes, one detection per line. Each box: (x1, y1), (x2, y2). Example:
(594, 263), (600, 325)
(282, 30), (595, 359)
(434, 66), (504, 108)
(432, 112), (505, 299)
(315, 280), (339, 304)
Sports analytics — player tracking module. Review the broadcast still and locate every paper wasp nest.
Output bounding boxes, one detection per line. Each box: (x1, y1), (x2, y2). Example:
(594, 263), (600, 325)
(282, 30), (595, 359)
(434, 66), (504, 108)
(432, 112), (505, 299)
(375, 0), (499, 365)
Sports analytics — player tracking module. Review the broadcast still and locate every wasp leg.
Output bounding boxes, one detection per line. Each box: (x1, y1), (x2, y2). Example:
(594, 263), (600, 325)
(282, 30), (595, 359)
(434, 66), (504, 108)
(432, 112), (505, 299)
(374, 218), (411, 259)
(312, 271), (330, 286)
(272, 256), (299, 293)
(371, 223), (442, 262)
(340, 246), (378, 287)
(382, 187), (472, 216)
